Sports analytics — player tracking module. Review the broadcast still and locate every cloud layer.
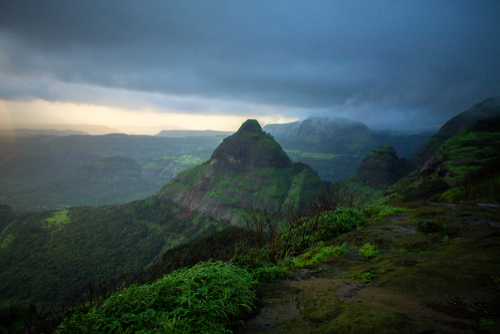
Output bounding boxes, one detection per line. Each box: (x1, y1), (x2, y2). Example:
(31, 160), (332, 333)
(1, 1), (499, 129)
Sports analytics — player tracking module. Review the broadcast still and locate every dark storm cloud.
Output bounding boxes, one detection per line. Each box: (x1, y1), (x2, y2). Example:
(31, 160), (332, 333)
(1, 0), (500, 127)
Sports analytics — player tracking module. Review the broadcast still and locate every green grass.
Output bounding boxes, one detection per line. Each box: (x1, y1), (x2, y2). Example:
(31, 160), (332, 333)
(281, 207), (365, 255)
(56, 261), (290, 334)
(43, 210), (70, 229)
(364, 204), (410, 220)
(361, 271), (375, 283)
(56, 261), (258, 333)
(292, 242), (347, 267)
(359, 243), (379, 259)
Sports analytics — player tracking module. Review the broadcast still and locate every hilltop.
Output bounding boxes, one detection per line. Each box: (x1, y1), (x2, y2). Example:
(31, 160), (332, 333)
(351, 145), (409, 189)
(159, 119), (325, 224)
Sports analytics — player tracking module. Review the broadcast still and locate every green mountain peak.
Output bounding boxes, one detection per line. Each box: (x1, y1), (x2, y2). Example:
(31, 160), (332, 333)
(238, 119), (262, 133)
(208, 119), (292, 176)
(159, 119), (324, 224)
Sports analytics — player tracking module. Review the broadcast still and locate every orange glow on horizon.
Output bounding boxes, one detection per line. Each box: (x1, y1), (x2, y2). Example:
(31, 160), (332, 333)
(0, 99), (297, 135)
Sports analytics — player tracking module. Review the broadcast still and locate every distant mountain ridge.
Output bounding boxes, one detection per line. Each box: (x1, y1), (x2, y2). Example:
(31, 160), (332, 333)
(264, 117), (376, 155)
(0, 128), (88, 137)
(156, 130), (233, 138)
(159, 119), (325, 224)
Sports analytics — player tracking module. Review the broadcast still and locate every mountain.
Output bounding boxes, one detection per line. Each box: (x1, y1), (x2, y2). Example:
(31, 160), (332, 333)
(0, 124), (123, 135)
(156, 129), (233, 138)
(159, 119), (325, 224)
(351, 145), (410, 189)
(409, 97), (500, 168)
(0, 128), (88, 137)
(264, 117), (376, 155)
(263, 117), (435, 183)
(385, 116), (500, 202)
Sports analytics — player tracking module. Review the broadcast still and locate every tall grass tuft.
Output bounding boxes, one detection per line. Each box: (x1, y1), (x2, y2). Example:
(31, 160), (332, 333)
(56, 261), (259, 334)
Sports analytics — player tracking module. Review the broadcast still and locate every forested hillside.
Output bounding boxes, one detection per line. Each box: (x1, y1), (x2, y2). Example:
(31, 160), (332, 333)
(0, 197), (225, 305)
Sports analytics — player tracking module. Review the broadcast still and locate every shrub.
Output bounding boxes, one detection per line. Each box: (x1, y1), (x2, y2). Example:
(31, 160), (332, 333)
(361, 271), (375, 283)
(363, 205), (409, 219)
(281, 207), (365, 254)
(251, 265), (291, 283)
(359, 243), (379, 259)
(292, 242), (347, 267)
(414, 220), (447, 234)
(56, 261), (258, 334)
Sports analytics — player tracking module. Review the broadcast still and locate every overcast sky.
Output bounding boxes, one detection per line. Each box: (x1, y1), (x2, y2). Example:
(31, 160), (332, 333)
(1, 1), (499, 132)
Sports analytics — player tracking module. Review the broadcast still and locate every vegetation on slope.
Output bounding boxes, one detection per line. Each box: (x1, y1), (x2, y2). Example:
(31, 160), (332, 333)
(384, 116), (500, 203)
(409, 97), (500, 168)
(159, 120), (326, 224)
(0, 196), (225, 305)
(56, 261), (260, 334)
(351, 145), (409, 189)
(237, 203), (500, 334)
(284, 150), (363, 182)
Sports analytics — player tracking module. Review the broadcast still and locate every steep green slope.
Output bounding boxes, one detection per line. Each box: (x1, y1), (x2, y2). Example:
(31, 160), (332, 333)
(351, 145), (410, 189)
(385, 116), (500, 202)
(409, 97), (500, 168)
(0, 197), (225, 305)
(159, 120), (326, 224)
(0, 205), (16, 234)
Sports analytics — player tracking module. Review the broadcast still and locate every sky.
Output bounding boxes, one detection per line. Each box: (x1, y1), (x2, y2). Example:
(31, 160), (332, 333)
(0, 1), (499, 134)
